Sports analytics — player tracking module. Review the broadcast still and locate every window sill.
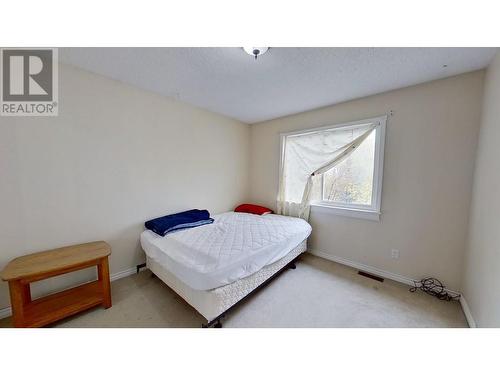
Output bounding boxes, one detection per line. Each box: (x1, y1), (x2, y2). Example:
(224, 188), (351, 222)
(310, 203), (381, 221)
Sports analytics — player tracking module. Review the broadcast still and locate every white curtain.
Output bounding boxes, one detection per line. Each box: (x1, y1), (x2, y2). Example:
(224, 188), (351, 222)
(277, 122), (377, 221)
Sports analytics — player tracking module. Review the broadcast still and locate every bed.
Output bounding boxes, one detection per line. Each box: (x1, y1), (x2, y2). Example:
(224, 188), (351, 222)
(140, 211), (312, 327)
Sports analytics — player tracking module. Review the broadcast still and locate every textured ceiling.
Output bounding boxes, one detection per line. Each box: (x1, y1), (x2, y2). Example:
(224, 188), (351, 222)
(60, 47), (497, 124)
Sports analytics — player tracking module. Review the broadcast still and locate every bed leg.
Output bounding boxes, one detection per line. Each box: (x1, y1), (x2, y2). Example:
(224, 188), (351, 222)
(202, 317), (223, 328)
(136, 262), (147, 274)
(289, 262), (296, 269)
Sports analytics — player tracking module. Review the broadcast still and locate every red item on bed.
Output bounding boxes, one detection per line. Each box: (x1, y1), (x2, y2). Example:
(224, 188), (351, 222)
(234, 204), (273, 215)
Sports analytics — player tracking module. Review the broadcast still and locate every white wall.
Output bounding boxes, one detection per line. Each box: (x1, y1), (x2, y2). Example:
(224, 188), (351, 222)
(462, 52), (500, 327)
(250, 71), (485, 291)
(0, 64), (250, 310)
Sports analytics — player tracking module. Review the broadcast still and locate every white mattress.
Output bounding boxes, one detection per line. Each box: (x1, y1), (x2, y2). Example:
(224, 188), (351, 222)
(147, 240), (307, 321)
(140, 212), (312, 290)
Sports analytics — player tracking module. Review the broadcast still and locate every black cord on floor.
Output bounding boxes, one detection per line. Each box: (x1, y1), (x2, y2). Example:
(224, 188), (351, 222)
(409, 277), (460, 301)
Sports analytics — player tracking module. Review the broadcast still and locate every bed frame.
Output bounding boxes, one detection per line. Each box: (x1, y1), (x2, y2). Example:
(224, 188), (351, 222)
(137, 240), (307, 328)
(201, 257), (298, 328)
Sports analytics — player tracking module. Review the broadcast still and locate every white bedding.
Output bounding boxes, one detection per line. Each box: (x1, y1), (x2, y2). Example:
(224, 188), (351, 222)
(140, 212), (312, 290)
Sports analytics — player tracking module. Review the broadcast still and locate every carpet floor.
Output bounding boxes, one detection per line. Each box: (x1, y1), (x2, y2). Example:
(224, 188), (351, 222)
(0, 254), (468, 328)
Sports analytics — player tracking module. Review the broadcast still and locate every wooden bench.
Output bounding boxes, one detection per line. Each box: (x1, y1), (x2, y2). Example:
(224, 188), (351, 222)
(1, 241), (112, 328)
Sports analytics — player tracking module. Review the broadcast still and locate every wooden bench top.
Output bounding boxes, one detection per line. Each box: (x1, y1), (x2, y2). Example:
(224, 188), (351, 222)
(1, 241), (111, 282)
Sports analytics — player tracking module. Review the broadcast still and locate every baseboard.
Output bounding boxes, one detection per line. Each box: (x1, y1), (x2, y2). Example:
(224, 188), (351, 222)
(308, 249), (470, 323)
(459, 295), (477, 328)
(110, 266), (138, 282)
(0, 306), (11, 320)
(0, 265), (141, 320)
(309, 249), (417, 287)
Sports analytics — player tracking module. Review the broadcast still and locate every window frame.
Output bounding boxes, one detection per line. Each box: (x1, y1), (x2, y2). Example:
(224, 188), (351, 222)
(279, 115), (387, 221)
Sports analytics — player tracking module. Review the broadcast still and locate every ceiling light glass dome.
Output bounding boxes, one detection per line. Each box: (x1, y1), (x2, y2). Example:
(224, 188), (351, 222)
(243, 47), (269, 60)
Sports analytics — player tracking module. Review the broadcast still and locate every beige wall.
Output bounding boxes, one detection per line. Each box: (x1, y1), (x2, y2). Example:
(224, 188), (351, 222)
(0, 64), (250, 310)
(463, 52), (500, 327)
(249, 71), (485, 291)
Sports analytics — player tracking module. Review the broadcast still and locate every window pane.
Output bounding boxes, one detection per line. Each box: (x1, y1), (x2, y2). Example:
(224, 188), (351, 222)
(284, 124), (373, 203)
(322, 131), (375, 206)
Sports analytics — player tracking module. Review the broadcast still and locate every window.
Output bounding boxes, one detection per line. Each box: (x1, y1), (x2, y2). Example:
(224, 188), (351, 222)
(279, 116), (386, 220)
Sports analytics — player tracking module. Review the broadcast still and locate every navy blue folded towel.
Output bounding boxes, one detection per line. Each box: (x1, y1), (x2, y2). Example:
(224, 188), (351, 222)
(145, 209), (214, 236)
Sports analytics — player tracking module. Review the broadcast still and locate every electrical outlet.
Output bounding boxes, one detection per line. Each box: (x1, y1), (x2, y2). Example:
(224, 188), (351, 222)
(391, 249), (400, 259)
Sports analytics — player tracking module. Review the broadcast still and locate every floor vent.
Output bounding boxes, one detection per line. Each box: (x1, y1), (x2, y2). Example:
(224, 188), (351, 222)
(358, 271), (384, 282)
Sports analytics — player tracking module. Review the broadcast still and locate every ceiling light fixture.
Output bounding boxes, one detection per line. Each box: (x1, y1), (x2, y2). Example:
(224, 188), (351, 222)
(243, 47), (269, 60)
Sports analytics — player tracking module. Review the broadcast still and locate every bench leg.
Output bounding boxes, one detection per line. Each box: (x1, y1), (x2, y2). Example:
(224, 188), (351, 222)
(98, 257), (112, 309)
(9, 280), (31, 328)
